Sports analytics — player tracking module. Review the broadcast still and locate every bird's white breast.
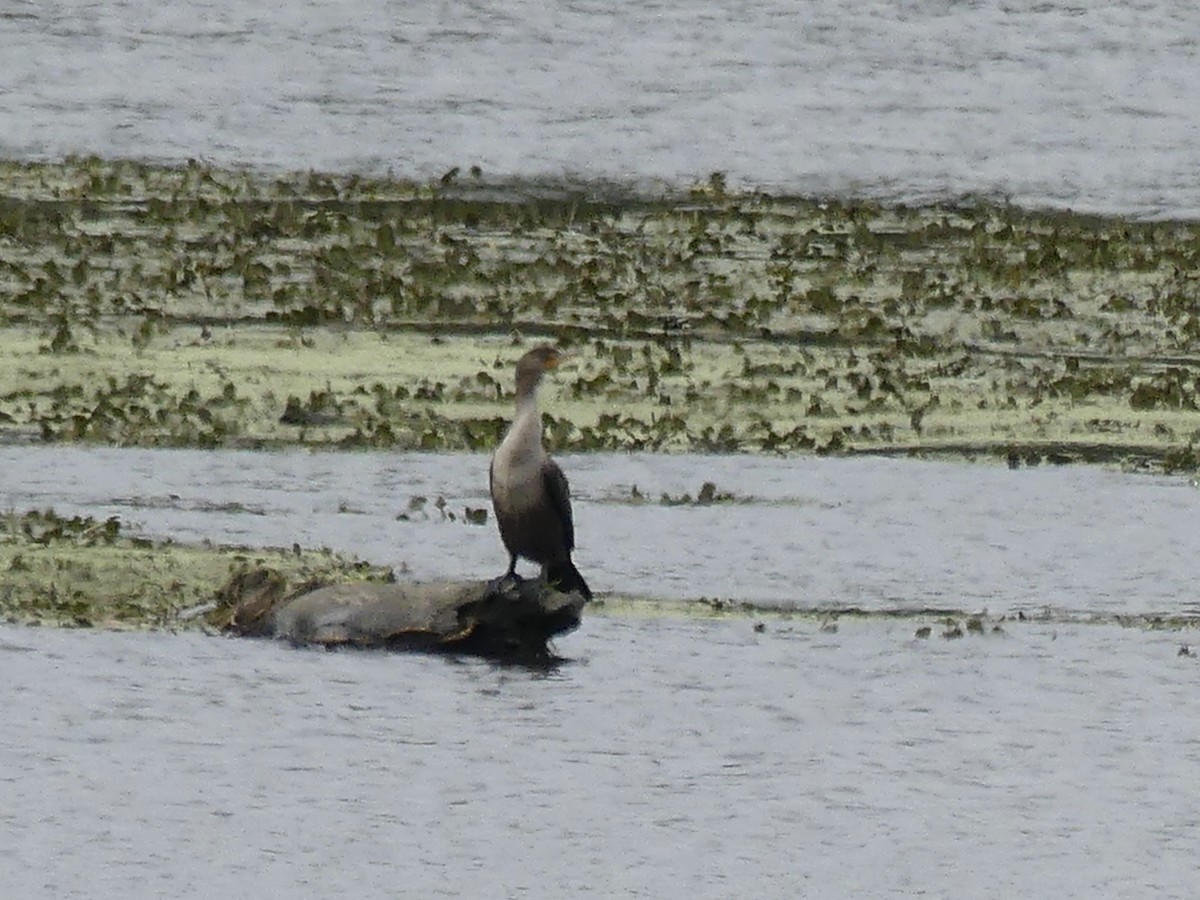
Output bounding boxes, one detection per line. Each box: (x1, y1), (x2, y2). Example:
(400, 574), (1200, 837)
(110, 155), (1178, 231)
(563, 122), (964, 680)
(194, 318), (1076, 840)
(491, 408), (546, 512)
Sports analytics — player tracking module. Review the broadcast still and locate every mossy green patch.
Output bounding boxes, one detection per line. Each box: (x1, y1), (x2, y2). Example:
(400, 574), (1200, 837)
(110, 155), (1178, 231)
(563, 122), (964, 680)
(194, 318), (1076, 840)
(0, 509), (393, 629)
(2, 156), (1200, 468)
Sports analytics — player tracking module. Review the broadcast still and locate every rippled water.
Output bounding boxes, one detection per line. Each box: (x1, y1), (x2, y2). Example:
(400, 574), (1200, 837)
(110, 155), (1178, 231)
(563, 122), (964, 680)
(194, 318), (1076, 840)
(3, 446), (1199, 616)
(3, 0), (1199, 216)
(4, 448), (1200, 896)
(7, 4), (1200, 888)
(4, 615), (1199, 898)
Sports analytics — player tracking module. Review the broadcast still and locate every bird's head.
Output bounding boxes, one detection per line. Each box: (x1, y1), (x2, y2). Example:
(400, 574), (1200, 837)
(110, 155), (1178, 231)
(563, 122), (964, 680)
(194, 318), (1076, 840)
(527, 344), (562, 370)
(516, 344), (563, 382)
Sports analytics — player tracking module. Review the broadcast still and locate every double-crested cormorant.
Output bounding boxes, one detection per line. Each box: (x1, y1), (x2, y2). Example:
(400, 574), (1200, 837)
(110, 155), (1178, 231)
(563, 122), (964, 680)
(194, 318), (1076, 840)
(489, 345), (592, 600)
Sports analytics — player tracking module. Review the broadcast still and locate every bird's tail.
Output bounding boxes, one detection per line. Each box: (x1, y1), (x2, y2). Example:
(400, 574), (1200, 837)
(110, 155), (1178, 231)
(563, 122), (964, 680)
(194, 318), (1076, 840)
(545, 559), (592, 601)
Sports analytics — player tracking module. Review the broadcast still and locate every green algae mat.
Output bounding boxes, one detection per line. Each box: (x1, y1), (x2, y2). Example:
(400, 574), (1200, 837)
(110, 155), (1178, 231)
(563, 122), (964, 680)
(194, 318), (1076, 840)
(2, 157), (1199, 466)
(0, 509), (391, 629)
(3, 157), (1200, 629)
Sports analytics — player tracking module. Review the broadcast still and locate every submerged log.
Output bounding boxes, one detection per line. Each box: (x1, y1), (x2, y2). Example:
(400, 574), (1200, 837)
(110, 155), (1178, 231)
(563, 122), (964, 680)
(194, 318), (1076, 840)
(217, 569), (584, 661)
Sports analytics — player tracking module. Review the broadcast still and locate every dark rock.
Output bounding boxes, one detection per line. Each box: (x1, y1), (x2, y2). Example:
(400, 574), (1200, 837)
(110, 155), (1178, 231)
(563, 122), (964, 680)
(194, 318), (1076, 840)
(219, 569), (584, 662)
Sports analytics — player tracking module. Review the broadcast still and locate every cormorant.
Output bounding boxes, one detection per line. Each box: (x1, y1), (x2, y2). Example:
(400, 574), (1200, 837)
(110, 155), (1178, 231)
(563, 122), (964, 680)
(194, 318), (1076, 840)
(489, 345), (592, 600)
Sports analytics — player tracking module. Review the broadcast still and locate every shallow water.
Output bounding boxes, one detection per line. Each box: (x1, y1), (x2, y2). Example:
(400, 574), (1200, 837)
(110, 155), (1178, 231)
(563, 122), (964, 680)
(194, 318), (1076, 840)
(3, 0), (1199, 217)
(4, 448), (1200, 896)
(3, 617), (1199, 899)
(3, 446), (1199, 617)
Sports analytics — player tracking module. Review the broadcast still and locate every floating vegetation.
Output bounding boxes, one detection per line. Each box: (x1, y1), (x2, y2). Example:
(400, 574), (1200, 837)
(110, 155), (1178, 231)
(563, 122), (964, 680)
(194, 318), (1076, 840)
(0, 508), (392, 629)
(590, 596), (1200, 633)
(657, 481), (740, 506)
(1, 157), (1199, 471)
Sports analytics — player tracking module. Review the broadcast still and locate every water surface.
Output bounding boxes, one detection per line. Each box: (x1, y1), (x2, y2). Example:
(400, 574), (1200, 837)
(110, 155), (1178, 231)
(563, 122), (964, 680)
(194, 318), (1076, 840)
(3, 617), (1198, 899)
(4, 447), (1200, 897)
(2, 446), (1197, 617)
(3, 0), (1199, 216)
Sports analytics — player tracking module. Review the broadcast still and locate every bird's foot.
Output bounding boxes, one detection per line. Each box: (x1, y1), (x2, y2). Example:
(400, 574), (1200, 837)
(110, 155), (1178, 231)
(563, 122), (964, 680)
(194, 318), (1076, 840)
(486, 571), (524, 596)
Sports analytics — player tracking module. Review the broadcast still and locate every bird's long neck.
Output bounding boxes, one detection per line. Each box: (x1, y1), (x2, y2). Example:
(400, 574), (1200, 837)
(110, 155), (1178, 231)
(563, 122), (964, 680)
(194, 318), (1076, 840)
(514, 369), (543, 423)
(506, 380), (544, 459)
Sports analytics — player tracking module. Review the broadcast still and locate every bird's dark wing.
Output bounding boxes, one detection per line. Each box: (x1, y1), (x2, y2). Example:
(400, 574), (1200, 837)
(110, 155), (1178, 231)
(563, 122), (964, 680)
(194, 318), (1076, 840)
(541, 458), (576, 552)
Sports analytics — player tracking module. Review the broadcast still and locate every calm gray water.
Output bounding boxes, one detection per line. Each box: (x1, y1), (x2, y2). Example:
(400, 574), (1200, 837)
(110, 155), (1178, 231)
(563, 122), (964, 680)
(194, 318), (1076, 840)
(2, 446), (1199, 616)
(3, 0), (1199, 217)
(3, 615), (1199, 898)
(4, 448), (1200, 897)
(7, 3), (1200, 888)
